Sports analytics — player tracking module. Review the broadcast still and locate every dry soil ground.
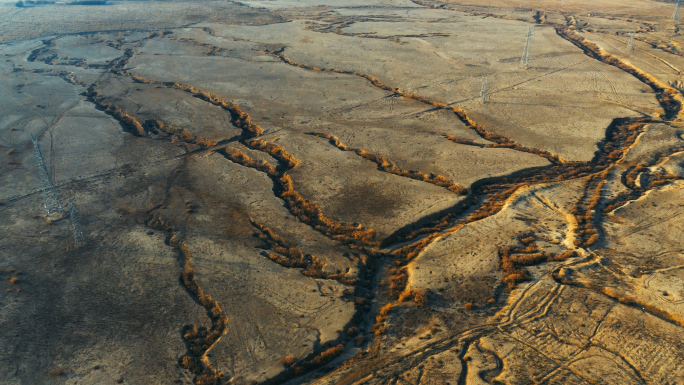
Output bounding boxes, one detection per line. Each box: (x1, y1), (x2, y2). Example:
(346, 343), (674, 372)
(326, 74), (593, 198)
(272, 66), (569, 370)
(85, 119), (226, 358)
(0, 0), (683, 384)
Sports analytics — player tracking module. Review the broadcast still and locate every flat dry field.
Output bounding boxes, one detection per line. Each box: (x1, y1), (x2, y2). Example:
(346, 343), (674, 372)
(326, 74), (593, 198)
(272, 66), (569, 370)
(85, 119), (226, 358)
(1, 0), (683, 384)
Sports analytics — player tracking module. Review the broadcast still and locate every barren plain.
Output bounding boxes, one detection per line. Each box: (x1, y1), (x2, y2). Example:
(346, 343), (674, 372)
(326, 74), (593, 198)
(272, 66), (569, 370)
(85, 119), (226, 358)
(1, 0), (683, 384)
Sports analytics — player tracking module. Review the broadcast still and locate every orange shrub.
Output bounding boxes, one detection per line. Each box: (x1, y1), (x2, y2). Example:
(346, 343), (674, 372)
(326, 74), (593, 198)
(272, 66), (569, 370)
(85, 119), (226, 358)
(279, 355), (296, 367)
(303, 344), (344, 366)
(413, 289), (428, 306)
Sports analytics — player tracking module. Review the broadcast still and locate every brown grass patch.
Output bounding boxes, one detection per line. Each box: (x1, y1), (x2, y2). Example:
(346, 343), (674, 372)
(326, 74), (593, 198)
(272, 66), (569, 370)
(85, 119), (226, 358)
(279, 355), (296, 367)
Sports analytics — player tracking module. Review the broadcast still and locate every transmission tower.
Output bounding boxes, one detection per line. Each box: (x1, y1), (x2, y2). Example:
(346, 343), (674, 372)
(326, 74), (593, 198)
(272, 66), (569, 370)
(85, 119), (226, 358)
(673, 0), (681, 23)
(68, 200), (86, 247)
(520, 24), (533, 69)
(626, 30), (635, 51)
(480, 76), (489, 104)
(31, 135), (63, 216)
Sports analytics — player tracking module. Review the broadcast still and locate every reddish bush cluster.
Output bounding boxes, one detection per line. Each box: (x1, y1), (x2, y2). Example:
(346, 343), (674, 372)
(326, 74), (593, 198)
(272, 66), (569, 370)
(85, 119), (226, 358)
(386, 268), (408, 299)
(372, 303), (394, 335)
(279, 355), (296, 367)
(413, 288), (428, 306)
(166, 82), (264, 138)
(218, 147), (278, 176)
(251, 221), (359, 285)
(293, 344), (345, 374)
(86, 86), (146, 136)
(397, 288), (428, 305)
(245, 138), (300, 169)
(500, 245), (578, 289)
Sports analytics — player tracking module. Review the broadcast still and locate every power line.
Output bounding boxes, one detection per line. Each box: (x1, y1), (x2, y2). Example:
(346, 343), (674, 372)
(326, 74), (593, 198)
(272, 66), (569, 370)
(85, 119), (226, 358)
(521, 24), (533, 69)
(626, 30), (635, 51)
(673, 0), (681, 23)
(480, 76), (489, 104)
(31, 134), (63, 216)
(68, 200), (86, 248)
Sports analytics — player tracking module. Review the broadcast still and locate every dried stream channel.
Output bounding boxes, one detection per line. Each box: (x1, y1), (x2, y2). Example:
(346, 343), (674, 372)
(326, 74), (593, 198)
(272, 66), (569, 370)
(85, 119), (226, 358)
(1, 0), (684, 384)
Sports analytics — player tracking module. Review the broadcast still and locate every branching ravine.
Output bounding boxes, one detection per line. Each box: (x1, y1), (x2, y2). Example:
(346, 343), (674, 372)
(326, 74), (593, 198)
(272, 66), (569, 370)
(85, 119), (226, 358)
(304, 17), (450, 43)
(136, 157), (229, 385)
(16, 9), (684, 382)
(411, 0), (684, 120)
(556, 26), (684, 120)
(272, 49), (566, 166)
(288, 4), (684, 378)
(147, 214), (229, 384)
(308, 132), (467, 194)
(251, 220), (359, 285)
(94, 71), (380, 248)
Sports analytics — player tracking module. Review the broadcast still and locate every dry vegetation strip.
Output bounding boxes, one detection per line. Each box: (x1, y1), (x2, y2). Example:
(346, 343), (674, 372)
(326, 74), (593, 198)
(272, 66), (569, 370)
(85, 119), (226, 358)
(604, 168), (682, 213)
(251, 220), (359, 285)
(399, 118), (651, 244)
(293, 344), (345, 374)
(85, 85), (147, 136)
(310, 132), (467, 194)
(273, 50), (565, 165)
(146, 214), (228, 385)
(500, 242), (578, 289)
(86, 86), (218, 149)
(571, 171), (609, 248)
(556, 26), (683, 120)
(603, 144), (684, 213)
(95, 72), (380, 247)
(383, 116), (654, 305)
(554, 258), (684, 328)
(413, 0), (684, 121)
(375, 6), (684, 302)
(66, 24), (684, 379)
(90, 73), (372, 379)
(304, 16), (449, 42)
